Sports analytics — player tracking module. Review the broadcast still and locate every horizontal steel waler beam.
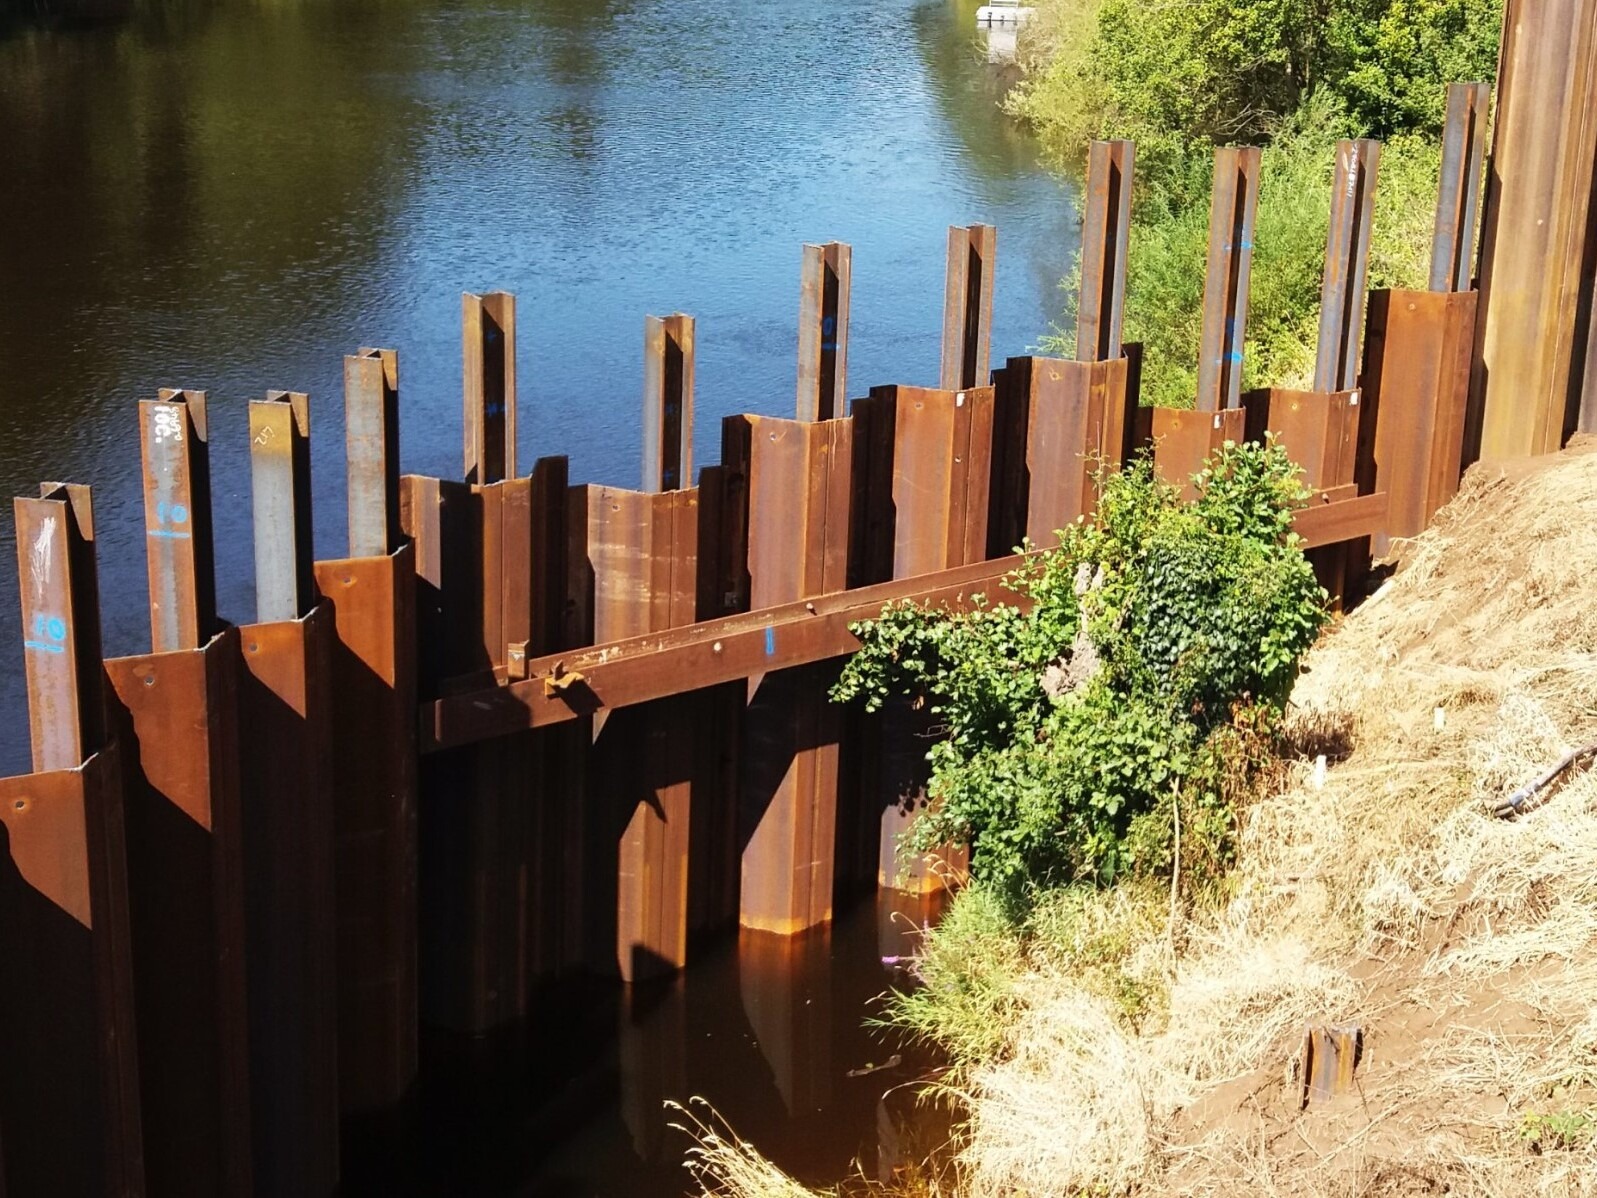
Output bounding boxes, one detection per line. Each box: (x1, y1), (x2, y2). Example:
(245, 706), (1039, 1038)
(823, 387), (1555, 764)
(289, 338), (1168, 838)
(422, 490), (1386, 752)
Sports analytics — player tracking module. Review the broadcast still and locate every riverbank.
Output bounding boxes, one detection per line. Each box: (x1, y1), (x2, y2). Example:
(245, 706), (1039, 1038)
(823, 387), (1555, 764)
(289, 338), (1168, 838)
(686, 443), (1597, 1198)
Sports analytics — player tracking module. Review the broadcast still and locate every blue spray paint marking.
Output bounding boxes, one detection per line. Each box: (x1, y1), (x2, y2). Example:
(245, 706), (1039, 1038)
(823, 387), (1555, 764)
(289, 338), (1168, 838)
(26, 613), (67, 653)
(764, 626), (776, 656)
(1227, 351), (1245, 363)
(151, 499), (192, 538)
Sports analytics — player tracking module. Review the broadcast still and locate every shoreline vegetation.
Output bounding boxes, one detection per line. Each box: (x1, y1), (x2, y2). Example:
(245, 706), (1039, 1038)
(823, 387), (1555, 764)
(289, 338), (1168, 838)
(1013, 0), (1501, 406)
(682, 5), (1536, 1197)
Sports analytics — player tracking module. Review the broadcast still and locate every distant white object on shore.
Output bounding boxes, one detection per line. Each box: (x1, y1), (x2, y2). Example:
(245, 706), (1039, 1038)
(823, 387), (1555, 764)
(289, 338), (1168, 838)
(977, 2), (1036, 27)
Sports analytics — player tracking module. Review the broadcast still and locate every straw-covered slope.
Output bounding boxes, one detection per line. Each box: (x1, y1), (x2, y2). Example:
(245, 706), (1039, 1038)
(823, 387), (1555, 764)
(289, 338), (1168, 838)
(688, 440), (1597, 1197)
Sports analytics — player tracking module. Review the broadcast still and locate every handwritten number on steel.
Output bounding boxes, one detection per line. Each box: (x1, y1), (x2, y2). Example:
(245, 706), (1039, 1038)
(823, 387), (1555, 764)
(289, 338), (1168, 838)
(24, 613), (68, 655)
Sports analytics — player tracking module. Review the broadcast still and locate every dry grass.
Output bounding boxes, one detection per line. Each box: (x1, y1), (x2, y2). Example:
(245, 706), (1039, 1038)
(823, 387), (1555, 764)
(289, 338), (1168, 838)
(684, 443), (1597, 1197)
(961, 444), (1597, 1195)
(670, 1100), (829, 1198)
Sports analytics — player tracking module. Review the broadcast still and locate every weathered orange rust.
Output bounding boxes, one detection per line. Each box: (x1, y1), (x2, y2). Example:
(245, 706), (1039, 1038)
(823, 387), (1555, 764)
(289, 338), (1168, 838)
(1362, 289), (1478, 553)
(797, 242), (852, 421)
(941, 225), (996, 391)
(106, 630), (253, 1198)
(724, 414), (852, 935)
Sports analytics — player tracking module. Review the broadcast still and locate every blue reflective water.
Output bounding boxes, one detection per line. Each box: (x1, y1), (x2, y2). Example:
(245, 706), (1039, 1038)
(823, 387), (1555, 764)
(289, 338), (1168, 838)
(0, 0), (1075, 774)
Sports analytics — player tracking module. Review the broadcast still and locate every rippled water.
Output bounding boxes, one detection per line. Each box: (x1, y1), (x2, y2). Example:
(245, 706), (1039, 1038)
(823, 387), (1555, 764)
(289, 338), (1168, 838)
(1, 4), (1069, 1191)
(0, 0), (1076, 774)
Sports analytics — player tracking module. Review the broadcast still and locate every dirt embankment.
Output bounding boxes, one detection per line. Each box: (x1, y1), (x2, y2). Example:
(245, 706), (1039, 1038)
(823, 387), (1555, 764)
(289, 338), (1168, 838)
(964, 440), (1597, 1196)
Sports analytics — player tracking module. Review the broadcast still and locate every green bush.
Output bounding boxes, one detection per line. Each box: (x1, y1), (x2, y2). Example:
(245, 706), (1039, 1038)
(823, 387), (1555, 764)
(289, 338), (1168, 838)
(833, 441), (1327, 902)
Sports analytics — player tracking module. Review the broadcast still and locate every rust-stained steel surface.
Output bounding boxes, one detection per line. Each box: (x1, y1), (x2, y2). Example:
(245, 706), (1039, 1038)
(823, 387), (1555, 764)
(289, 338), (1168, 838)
(1474, 0), (1597, 456)
(16, 485), (104, 773)
(989, 355), (1137, 553)
(724, 414), (852, 935)
(575, 477), (705, 980)
(430, 481), (1377, 752)
(1143, 407), (1247, 499)
(643, 313), (696, 493)
(1362, 289), (1478, 552)
(1430, 82), (1491, 294)
(463, 290), (517, 484)
(940, 225), (997, 391)
(1242, 389), (1361, 491)
(1300, 1024), (1362, 1108)
(0, 749), (144, 1197)
(249, 392), (315, 623)
(1196, 146), (1262, 411)
(345, 348), (401, 559)
(310, 549), (418, 1127)
(106, 630), (253, 1198)
(1076, 140), (1134, 363)
(140, 391), (216, 653)
(797, 242), (852, 421)
(1243, 387), (1364, 604)
(1314, 140), (1381, 394)
(236, 608), (338, 1197)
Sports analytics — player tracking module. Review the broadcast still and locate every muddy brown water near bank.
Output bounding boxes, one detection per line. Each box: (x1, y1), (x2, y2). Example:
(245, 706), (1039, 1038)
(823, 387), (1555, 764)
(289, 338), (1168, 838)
(399, 889), (949, 1196)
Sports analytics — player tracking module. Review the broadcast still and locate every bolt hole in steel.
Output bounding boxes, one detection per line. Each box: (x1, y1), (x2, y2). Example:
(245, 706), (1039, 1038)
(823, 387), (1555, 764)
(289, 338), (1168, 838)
(0, 0), (1074, 1192)
(13, 799), (25, 812)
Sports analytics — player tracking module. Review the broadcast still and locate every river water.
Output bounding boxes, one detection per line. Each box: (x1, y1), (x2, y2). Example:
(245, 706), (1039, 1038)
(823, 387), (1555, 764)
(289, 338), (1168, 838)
(0, 0), (1072, 1190)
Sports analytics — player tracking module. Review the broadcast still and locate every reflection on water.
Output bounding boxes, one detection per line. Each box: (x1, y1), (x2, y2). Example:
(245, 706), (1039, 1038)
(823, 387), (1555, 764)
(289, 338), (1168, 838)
(466, 888), (948, 1198)
(1, 0), (1066, 1189)
(0, 0), (1076, 773)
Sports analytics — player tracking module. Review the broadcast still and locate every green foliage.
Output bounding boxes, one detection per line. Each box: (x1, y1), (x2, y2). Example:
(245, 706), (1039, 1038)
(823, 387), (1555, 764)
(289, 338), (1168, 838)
(883, 881), (1170, 1066)
(833, 441), (1327, 901)
(1518, 1109), (1597, 1153)
(1043, 99), (1449, 405)
(1013, 0), (1499, 407)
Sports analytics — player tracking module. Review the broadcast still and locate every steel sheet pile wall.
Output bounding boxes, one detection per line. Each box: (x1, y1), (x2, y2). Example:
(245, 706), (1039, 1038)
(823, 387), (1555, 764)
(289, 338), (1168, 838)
(0, 80), (1526, 1194)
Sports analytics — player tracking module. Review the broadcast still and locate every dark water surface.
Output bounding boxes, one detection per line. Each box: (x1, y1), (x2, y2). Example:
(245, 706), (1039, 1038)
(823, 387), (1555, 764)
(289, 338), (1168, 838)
(0, 0), (1069, 1190)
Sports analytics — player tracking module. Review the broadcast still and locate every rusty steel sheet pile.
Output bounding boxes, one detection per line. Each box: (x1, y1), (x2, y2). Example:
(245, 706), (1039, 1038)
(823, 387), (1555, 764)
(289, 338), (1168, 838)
(9, 82), (1576, 1191)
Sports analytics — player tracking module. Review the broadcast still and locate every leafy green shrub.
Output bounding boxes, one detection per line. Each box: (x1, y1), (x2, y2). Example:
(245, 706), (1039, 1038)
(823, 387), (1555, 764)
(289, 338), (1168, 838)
(833, 441), (1327, 902)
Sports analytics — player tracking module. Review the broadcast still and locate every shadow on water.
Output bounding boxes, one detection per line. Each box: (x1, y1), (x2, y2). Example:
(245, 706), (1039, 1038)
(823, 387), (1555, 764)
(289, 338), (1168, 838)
(404, 888), (950, 1197)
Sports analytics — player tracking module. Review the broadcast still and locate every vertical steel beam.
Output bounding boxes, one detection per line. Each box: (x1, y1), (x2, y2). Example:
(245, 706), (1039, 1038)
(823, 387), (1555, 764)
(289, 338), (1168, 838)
(643, 313), (695, 492)
(140, 391), (216, 653)
(16, 485), (103, 772)
(797, 241), (852, 421)
(1430, 82), (1492, 293)
(345, 348), (401, 558)
(726, 414), (852, 935)
(106, 626), (251, 1197)
(940, 224), (997, 390)
(1196, 146), (1262, 411)
(463, 291), (517, 484)
(1315, 140), (1382, 393)
(0, 748), (144, 1197)
(1076, 140), (1135, 363)
(1474, 0), (1597, 456)
(249, 392), (314, 624)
